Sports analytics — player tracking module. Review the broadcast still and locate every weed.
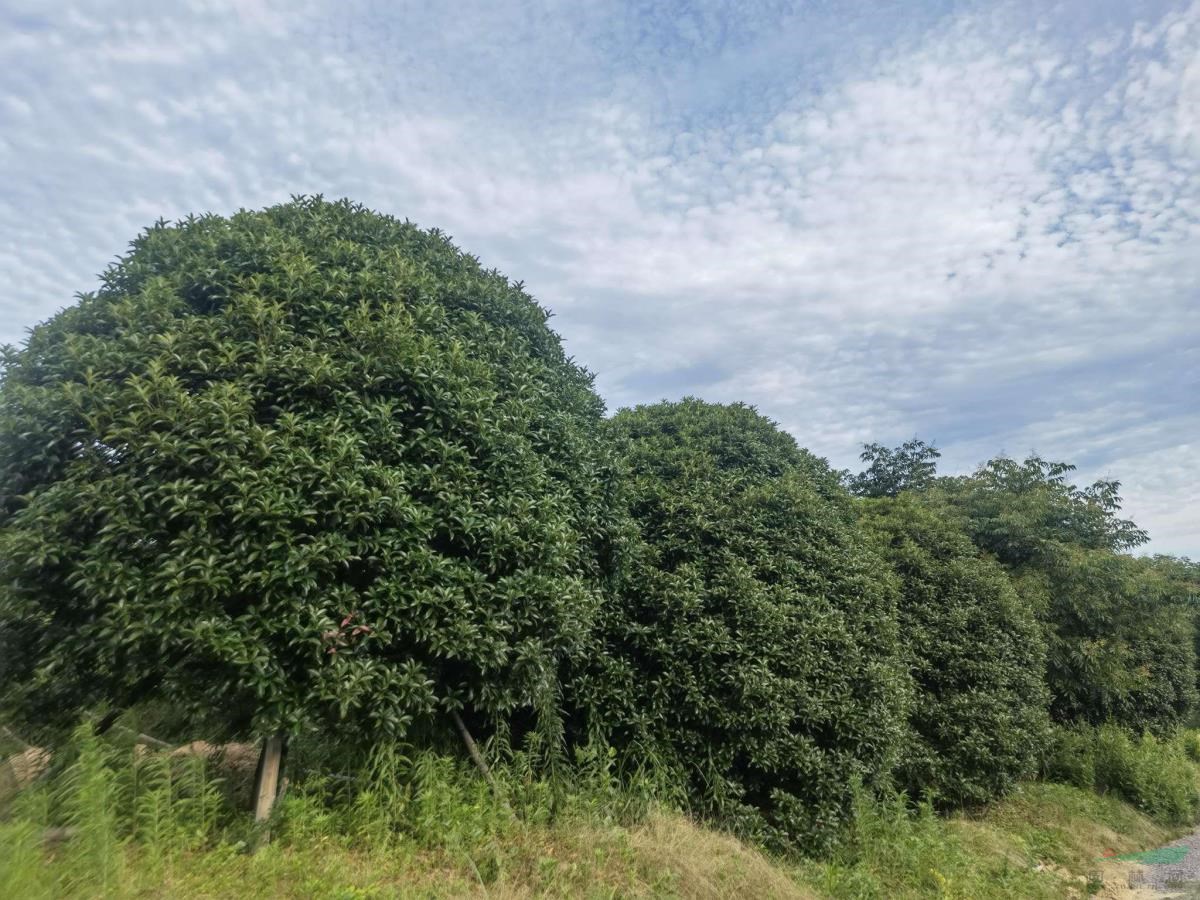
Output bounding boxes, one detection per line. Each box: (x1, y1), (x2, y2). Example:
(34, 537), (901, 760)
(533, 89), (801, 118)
(1043, 724), (1200, 825)
(0, 722), (1196, 898)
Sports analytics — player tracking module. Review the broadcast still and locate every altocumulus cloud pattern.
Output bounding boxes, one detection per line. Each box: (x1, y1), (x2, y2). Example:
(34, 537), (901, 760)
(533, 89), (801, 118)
(0, 0), (1197, 554)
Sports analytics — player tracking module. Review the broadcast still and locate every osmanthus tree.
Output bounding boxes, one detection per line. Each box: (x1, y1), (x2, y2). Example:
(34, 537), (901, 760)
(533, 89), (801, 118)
(577, 399), (908, 853)
(0, 197), (623, 749)
(859, 494), (1050, 807)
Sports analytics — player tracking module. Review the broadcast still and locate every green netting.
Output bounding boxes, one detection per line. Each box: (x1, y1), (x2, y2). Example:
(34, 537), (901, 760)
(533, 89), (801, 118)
(1114, 846), (1190, 864)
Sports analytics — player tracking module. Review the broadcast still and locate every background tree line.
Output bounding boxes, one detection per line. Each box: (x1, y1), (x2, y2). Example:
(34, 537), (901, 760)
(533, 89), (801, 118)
(2, 197), (1197, 854)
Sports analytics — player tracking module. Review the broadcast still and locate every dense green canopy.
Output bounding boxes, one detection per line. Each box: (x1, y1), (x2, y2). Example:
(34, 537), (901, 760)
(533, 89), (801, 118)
(849, 439), (941, 498)
(861, 495), (1050, 806)
(1017, 550), (1197, 733)
(937, 456), (1192, 732)
(0, 197), (622, 741)
(579, 399), (907, 852)
(3, 199), (1197, 861)
(938, 456), (1148, 567)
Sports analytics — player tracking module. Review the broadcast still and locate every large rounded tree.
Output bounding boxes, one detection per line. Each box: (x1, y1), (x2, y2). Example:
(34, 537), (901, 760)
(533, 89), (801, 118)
(0, 197), (621, 743)
(860, 495), (1050, 806)
(578, 399), (907, 853)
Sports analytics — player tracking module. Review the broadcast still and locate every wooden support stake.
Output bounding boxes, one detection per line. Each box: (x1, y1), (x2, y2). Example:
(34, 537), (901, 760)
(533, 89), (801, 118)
(251, 733), (286, 846)
(450, 710), (513, 816)
(450, 710), (496, 790)
(1, 725), (31, 750)
(112, 725), (172, 750)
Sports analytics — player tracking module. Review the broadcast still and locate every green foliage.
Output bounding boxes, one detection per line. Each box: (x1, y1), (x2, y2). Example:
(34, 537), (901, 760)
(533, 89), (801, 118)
(861, 495), (1050, 807)
(937, 455), (1147, 568)
(1142, 556), (1200, 706)
(0, 197), (622, 742)
(1042, 724), (1200, 825)
(938, 457), (1194, 732)
(849, 439), (941, 498)
(799, 785), (1063, 900)
(1040, 725), (1097, 790)
(0, 724), (225, 898)
(1019, 550), (1198, 732)
(1, 191), (1196, 892)
(579, 399), (907, 854)
(1184, 729), (1200, 764)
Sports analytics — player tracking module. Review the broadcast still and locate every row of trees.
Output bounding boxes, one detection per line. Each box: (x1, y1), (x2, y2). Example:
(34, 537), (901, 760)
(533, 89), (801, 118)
(1, 198), (1196, 852)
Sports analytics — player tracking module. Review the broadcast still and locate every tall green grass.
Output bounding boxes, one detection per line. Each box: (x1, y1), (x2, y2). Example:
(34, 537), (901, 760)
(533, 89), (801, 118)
(3, 722), (1199, 898)
(0, 726), (682, 899)
(0, 725), (226, 898)
(796, 787), (1061, 899)
(1042, 724), (1200, 825)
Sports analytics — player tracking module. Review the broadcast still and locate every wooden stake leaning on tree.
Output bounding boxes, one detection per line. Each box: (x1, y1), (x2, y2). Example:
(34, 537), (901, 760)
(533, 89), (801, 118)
(450, 709), (512, 814)
(251, 733), (287, 847)
(450, 710), (495, 788)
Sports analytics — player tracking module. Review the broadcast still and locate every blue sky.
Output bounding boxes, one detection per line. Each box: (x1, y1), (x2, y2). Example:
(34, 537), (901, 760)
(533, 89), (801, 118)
(1, 0), (1197, 556)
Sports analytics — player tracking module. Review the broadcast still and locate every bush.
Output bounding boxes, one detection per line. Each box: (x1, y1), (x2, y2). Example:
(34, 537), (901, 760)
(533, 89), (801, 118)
(1183, 730), (1200, 764)
(577, 399), (907, 853)
(937, 458), (1196, 732)
(1031, 550), (1198, 733)
(1040, 726), (1096, 790)
(0, 197), (622, 744)
(1043, 724), (1200, 825)
(861, 495), (1050, 807)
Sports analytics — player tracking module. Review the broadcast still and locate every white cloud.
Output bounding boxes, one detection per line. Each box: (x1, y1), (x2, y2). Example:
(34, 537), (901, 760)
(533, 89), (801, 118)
(0, 0), (1196, 554)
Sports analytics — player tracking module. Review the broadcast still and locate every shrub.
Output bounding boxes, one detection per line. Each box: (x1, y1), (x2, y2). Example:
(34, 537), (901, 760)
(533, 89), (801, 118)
(861, 495), (1050, 807)
(937, 458), (1196, 732)
(1183, 730), (1200, 764)
(1041, 726), (1096, 790)
(577, 399), (907, 853)
(1094, 726), (1199, 825)
(1043, 724), (1200, 825)
(0, 197), (622, 744)
(1030, 550), (1198, 733)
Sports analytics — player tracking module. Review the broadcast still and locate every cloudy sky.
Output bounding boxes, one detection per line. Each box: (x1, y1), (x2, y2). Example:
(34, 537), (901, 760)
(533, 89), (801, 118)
(1, 0), (1197, 556)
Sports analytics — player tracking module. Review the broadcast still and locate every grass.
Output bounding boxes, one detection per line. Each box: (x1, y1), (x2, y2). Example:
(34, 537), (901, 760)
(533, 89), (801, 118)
(792, 779), (1189, 899)
(99, 811), (818, 899)
(970, 781), (1174, 873)
(1043, 723), (1200, 825)
(801, 788), (1068, 899)
(2, 726), (1198, 898)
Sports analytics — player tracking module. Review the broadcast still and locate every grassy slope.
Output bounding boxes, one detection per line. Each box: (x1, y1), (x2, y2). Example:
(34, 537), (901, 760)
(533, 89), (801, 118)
(188, 813), (811, 899)
(797, 782), (1178, 900)
(1, 781), (1182, 899)
(7, 725), (1198, 899)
